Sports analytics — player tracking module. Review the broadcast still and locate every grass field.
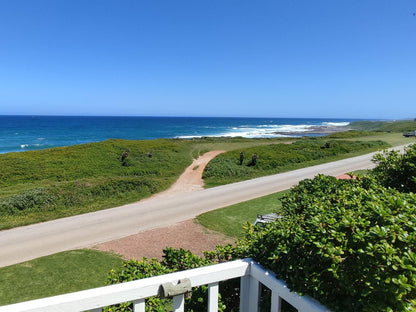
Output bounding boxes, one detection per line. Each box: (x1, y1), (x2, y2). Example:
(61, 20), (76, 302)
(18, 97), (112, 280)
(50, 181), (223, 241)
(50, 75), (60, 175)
(0, 249), (122, 306)
(197, 191), (288, 238)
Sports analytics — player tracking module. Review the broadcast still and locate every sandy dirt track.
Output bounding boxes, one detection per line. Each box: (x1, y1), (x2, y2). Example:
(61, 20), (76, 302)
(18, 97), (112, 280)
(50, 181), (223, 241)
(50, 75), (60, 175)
(93, 151), (232, 260)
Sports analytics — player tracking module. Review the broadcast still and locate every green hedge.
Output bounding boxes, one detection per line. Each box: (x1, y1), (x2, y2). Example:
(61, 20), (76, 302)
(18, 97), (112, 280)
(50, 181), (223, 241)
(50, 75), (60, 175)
(236, 175), (416, 312)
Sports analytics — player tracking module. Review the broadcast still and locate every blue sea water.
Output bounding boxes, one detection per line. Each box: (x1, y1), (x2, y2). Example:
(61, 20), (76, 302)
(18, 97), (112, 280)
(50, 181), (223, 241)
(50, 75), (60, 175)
(0, 116), (358, 154)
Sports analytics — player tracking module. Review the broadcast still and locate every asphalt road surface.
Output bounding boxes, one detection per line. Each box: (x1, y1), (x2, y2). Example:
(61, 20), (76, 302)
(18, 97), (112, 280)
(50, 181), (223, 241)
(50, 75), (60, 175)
(0, 146), (407, 267)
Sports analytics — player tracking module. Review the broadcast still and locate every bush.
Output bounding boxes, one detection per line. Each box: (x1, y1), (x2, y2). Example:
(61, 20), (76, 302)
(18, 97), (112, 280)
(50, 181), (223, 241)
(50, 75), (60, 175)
(105, 248), (226, 312)
(237, 175), (416, 311)
(0, 177), (159, 217)
(106, 174), (416, 311)
(203, 139), (388, 186)
(370, 144), (416, 193)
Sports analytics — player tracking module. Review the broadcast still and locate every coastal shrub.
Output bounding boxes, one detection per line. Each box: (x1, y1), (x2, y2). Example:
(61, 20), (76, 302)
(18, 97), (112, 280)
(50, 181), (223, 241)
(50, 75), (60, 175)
(105, 248), (226, 312)
(105, 174), (416, 311)
(0, 138), (194, 228)
(0, 139), (193, 186)
(0, 177), (160, 217)
(203, 139), (388, 186)
(105, 258), (172, 312)
(237, 175), (416, 312)
(325, 130), (384, 138)
(0, 188), (58, 215)
(370, 144), (416, 193)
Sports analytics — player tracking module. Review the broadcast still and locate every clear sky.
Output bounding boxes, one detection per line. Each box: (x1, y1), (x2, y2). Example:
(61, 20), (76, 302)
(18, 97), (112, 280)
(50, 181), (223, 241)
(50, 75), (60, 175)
(0, 0), (415, 119)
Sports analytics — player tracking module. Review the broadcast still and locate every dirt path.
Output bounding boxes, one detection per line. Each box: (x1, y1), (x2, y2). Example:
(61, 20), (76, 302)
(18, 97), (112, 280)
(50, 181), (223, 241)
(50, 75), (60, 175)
(155, 150), (225, 195)
(93, 150), (230, 260)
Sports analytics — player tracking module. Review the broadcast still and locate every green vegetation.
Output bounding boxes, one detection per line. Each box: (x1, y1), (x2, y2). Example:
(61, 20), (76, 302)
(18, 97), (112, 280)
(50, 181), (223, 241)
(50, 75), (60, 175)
(203, 139), (388, 187)
(104, 144), (416, 312)
(234, 175), (416, 312)
(197, 191), (287, 238)
(0, 139), (195, 229)
(105, 248), (222, 312)
(349, 132), (414, 146)
(350, 119), (416, 132)
(371, 144), (416, 192)
(0, 249), (122, 305)
(0, 134), (392, 230)
(0, 136), (301, 230)
(325, 130), (386, 138)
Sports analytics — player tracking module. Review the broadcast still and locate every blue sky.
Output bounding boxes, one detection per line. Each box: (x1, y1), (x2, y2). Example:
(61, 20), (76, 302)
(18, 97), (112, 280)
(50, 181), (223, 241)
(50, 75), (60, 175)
(0, 0), (415, 119)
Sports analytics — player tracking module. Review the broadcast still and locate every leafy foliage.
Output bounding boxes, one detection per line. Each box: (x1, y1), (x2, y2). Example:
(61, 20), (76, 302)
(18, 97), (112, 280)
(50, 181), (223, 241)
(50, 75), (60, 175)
(203, 139), (388, 186)
(105, 248), (226, 312)
(370, 144), (416, 193)
(107, 170), (416, 311)
(236, 175), (416, 312)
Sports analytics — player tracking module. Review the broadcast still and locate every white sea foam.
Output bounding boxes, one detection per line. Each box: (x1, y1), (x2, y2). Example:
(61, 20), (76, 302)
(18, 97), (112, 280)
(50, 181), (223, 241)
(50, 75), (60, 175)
(20, 144), (28, 149)
(176, 121), (349, 139)
(322, 122), (350, 127)
(176, 135), (204, 139)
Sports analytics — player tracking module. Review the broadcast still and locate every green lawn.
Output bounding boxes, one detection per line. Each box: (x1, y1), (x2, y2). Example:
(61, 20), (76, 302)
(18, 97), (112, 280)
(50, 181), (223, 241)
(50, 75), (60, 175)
(0, 249), (122, 306)
(197, 191), (288, 238)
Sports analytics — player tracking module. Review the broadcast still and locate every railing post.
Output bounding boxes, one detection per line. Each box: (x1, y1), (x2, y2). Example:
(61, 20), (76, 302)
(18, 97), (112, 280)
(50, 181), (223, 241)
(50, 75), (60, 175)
(240, 275), (260, 312)
(133, 298), (145, 312)
(271, 291), (282, 312)
(208, 282), (219, 312)
(173, 294), (185, 312)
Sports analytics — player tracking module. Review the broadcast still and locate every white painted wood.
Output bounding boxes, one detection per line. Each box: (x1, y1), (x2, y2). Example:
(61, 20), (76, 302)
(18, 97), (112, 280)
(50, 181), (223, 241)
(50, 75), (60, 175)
(239, 275), (250, 312)
(0, 258), (331, 312)
(0, 259), (250, 312)
(248, 275), (260, 312)
(173, 295), (184, 312)
(271, 291), (282, 312)
(207, 282), (219, 312)
(249, 262), (330, 312)
(133, 298), (145, 312)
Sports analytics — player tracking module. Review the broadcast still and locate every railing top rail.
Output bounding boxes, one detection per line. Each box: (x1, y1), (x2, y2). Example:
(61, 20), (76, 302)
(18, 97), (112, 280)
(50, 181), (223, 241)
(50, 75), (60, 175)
(249, 261), (330, 312)
(0, 259), (251, 312)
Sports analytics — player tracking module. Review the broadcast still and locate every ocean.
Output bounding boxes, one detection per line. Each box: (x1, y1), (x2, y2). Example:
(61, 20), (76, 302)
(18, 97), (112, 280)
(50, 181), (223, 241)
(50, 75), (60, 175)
(0, 116), (357, 154)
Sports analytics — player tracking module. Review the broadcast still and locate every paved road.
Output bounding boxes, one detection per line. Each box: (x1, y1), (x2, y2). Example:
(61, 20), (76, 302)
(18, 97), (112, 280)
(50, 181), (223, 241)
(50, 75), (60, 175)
(0, 146), (407, 267)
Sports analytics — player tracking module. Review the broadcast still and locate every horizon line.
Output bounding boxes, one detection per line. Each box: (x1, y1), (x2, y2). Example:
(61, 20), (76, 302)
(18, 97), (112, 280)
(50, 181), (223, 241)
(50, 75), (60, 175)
(0, 114), (403, 121)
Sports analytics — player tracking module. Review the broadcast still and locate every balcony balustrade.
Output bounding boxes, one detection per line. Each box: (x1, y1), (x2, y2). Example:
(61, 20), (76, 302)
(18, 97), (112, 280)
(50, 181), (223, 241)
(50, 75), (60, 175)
(0, 258), (330, 312)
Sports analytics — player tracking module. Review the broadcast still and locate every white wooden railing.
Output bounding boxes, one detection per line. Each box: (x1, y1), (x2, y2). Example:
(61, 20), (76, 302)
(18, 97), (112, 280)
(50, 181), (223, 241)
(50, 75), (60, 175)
(0, 258), (330, 312)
